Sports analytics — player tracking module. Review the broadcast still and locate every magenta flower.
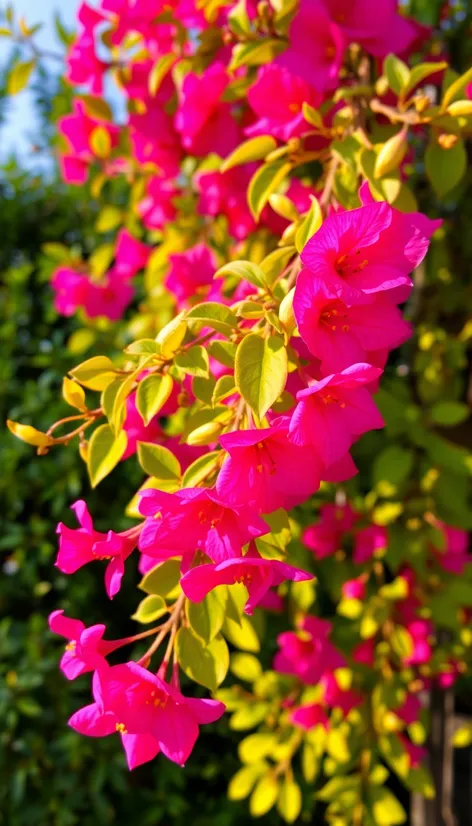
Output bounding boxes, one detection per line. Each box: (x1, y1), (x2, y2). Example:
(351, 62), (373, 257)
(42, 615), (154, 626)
(353, 525), (387, 564)
(138, 487), (269, 564)
(341, 577), (366, 601)
(246, 65), (321, 142)
(66, 4), (107, 94)
(56, 501), (136, 598)
(303, 503), (359, 560)
(180, 548), (313, 615)
(320, 672), (363, 716)
(129, 102), (183, 177)
(274, 616), (345, 684)
(166, 243), (217, 307)
(299, 202), (441, 305)
(277, 0), (345, 91)
(51, 267), (89, 317)
(431, 521), (469, 574)
(321, 0), (419, 57)
(114, 230), (151, 279)
(49, 610), (107, 680)
(138, 176), (178, 230)
(289, 363), (384, 466)
(291, 703), (329, 731)
(175, 63), (241, 158)
(83, 269), (135, 321)
(58, 100), (119, 186)
(197, 167), (256, 240)
(69, 662), (225, 768)
(216, 420), (322, 514)
(294, 275), (412, 372)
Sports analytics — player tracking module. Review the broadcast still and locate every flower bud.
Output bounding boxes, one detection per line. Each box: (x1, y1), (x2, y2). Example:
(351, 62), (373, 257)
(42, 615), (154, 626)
(187, 420), (224, 446)
(437, 133), (459, 150)
(374, 128), (408, 179)
(279, 288), (296, 334)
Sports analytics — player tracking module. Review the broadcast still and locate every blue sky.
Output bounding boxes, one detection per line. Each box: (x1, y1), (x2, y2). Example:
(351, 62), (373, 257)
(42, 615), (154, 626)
(0, 0), (77, 163)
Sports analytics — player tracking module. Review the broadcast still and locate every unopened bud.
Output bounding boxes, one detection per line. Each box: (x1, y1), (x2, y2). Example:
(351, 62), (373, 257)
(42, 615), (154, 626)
(374, 128), (408, 179)
(187, 421), (224, 446)
(375, 75), (389, 97)
(279, 288), (296, 335)
(438, 133), (459, 150)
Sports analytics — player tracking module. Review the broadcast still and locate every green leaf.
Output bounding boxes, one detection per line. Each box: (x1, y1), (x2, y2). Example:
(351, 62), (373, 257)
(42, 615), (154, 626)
(136, 374), (174, 425)
(248, 160), (292, 220)
(208, 340), (237, 368)
(90, 126), (112, 158)
(81, 95), (113, 121)
(222, 135), (277, 173)
(403, 61), (448, 98)
(250, 775), (279, 816)
(302, 102), (323, 128)
(124, 339), (161, 355)
(390, 626), (413, 660)
(373, 446), (414, 490)
(137, 442), (181, 480)
(87, 424), (128, 487)
(212, 375), (236, 406)
(228, 765), (266, 801)
(187, 302), (238, 336)
(425, 137), (467, 198)
(239, 733), (278, 764)
(182, 451), (222, 488)
(260, 246), (296, 286)
(95, 205), (123, 232)
(227, 0), (251, 35)
(216, 259), (266, 289)
(295, 196), (323, 253)
(7, 421), (53, 449)
(131, 595), (168, 624)
(269, 193), (299, 222)
(7, 59), (35, 95)
(441, 66), (472, 111)
(62, 377), (87, 411)
(230, 38), (284, 71)
(230, 652), (262, 682)
(235, 333), (288, 419)
(175, 628), (229, 691)
(139, 559), (181, 598)
(149, 53), (176, 96)
(230, 703), (270, 730)
(430, 401), (470, 426)
(175, 345), (210, 377)
(70, 356), (116, 391)
(222, 615), (260, 652)
(277, 780), (302, 824)
(372, 502), (404, 525)
(186, 587), (228, 643)
(383, 54), (410, 96)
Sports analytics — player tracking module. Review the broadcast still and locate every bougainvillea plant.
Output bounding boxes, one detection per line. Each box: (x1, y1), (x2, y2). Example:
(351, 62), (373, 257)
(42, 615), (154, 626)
(5, 0), (472, 822)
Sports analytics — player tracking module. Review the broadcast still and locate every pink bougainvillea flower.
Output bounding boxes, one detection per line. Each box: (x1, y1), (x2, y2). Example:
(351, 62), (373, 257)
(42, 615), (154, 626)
(431, 521), (469, 574)
(353, 524), (388, 564)
(274, 616), (345, 684)
(294, 275), (412, 372)
(289, 363), (384, 466)
(138, 488), (269, 564)
(69, 662), (225, 768)
(51, 267), (89, 316)
(320, 0), (420, 57)
(403, 619), (434, 667)
(83, 269), (135, 321)
(341, 576), (366, 601)
(197, 167), (256, 240)
(246, 64), (322, 142)
(216, 419), (323, 514)
(299, 202), (441, 305)
(320, 672), (363, 716)
(175, 63), (241, 158)
(128, 103), (183, 177)
(180, 547), (313, 615)
(138, 176), (179, 230)
(65, 3), (107, 94)
(114, 229), (151, 279)
(352, 638), (375, 666)
(303, 503), (359, 560)
(56, 501), (136, 598)
(291, 703), (329, 730)
(49, 610), (107, 680)
(58, 100), (120, 185)
(277, 0), (345, 92)
(166, 243), (217, 307)
(122, 394), (162, 460)
(398, 734), (427, 768)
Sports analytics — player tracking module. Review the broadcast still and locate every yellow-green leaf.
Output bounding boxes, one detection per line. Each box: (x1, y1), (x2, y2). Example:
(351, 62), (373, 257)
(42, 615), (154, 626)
(235, 333), (288, 419)
(175, 627), (229, 691)
(136, 374), (173, 425)
(7, 420), (53, 448)
(139, 559), (181, 599)
(295, 196), (323, 252)
(277, 780), (302, 824)
(250, 775), (279, 817)
(90, 126), (112, 158)
(222, 135), (277, 173)
(248, 160), (292, 221)
(87, 424), (127, 487)
(62, 377), (87, 411)
(70, 356), (116, 391)
(136, 442), (181, 480)
(7, 59), (35, 95)
(186, 587), (228, 643)
(156, 314), (188, 358)
(131, 594), (168, 624)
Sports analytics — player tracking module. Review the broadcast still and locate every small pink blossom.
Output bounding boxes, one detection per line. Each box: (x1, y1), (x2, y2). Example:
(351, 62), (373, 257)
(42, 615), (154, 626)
(114, 230), (151, 279)
(353, 525), (388, 564)
(431, 521), (469, 575)
(51, 267), (89, 316)
(175, 63), (241, 158)
(138, 487), (269, 564)
(289, 363), (384, 466)
(49, 610), (107, 680)
(320, 672), (363, 716)
(216, 420), (323, 514)
(341, 577), (366, 601)
(69, 662), (225, 768)
(291, 703), (329, 730)
(66, 4), (107, 94)
(56, 501), (136, 598)
(197, 167), (256, 240)
(303, 503), (359, 560)
(181, 547), (313, 614)
(138, 176), (179, 230)
(274, 616), (344, 684)
(59, 100), (119, 186)
(166, 243), (217, 307)
(276, 0), (345, 92)
(246, 64), (321, 142)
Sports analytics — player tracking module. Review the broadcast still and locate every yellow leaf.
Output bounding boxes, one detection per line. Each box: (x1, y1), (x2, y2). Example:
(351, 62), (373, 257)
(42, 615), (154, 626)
(7, 420), (53, 448)
(62, 377), (87, 411)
